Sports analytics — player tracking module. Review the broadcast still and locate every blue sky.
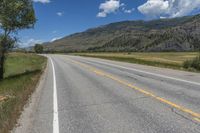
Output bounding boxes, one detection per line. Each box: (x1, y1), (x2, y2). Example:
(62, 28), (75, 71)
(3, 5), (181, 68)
(19, 0), (200, 47)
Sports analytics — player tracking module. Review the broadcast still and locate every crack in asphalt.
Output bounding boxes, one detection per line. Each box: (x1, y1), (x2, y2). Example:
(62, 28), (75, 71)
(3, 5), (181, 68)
(170, 107), (200, 125)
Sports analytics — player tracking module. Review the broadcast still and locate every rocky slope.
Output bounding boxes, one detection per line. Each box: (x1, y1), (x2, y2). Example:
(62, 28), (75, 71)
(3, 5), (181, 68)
(44, 14), (200, 52)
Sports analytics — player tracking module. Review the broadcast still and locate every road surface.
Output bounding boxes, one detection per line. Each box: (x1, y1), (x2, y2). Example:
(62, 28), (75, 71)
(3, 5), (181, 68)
(14, 54), (200, 133)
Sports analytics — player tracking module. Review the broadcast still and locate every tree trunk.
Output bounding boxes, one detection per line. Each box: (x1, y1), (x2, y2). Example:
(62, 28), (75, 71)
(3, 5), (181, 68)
(0, 36), (6, 80)
(0, 50), (5, 80)
(0, 31), (9, 80)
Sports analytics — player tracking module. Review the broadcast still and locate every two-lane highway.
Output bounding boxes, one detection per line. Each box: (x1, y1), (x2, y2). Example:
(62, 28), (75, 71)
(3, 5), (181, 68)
(14, 54), (200, 133)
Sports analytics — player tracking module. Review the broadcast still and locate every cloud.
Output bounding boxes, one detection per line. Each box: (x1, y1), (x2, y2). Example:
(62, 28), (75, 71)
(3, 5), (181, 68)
(138, 0), (200, 18)
(19, 39), (43, 47)
(51, 37), (62, 42)
(32, 0), (50, 4)
(57, 12), (64, 17)
(97, 0), (122, 17)
(123, 8), (135, 14)
(138, 0), (169, 17)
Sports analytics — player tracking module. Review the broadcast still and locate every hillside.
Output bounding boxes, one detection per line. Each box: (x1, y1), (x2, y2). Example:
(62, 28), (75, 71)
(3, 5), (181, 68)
(44, 14), (200, 52)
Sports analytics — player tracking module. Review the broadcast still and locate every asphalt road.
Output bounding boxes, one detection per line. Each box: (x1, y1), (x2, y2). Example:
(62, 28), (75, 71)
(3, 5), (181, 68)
(14, 54), (200, 133)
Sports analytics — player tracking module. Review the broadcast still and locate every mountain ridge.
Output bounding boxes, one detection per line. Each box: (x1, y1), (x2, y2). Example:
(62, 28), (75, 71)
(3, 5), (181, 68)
(44, 14), (200, 52)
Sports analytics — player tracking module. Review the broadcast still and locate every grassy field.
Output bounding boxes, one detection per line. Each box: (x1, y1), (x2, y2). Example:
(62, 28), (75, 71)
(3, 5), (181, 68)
(0, 53), (47, 133)
(73, 52), (199, 71)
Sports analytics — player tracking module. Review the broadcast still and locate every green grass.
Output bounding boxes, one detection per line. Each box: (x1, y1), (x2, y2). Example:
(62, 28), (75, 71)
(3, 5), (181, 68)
(0, 53), (47, 133)
(183, 54), (200, 71)
(73, 52), (199, 71)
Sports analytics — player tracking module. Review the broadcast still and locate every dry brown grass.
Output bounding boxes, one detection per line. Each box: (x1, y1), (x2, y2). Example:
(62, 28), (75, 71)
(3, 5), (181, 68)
(73, 52), (199, 71)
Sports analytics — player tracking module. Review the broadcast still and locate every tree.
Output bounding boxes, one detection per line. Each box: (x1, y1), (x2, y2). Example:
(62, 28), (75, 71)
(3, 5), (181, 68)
(0, 0), (36, 80)
(34, 44), (44, 53)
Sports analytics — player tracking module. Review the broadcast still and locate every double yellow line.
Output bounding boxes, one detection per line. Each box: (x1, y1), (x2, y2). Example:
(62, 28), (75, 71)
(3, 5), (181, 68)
(70, 59), (200, 123)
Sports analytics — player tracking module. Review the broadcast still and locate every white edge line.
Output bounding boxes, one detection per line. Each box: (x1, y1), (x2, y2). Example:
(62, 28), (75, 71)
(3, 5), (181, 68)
(50, 58), (60, 133)
(81, 58), (200, 86)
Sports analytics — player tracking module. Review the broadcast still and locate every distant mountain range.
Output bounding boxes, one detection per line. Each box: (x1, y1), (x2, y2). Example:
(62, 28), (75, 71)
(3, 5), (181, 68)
(44, 14), (200, 52)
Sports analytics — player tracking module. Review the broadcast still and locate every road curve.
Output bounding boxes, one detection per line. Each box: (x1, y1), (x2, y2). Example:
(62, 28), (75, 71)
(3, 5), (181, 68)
(14, 54), (200, 133)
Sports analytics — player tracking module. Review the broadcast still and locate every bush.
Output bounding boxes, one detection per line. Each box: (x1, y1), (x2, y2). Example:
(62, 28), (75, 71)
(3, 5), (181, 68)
(183, 55), (200, 71)
(34, 44), (44, 53)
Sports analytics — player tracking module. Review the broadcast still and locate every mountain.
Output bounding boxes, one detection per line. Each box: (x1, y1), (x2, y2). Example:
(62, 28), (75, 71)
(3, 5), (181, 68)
(44, 14), (200, 52)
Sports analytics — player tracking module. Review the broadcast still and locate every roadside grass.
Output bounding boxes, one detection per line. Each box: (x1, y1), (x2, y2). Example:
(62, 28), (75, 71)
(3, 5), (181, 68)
(73, 52), (199, 71)
(183, 54), (200, 71)
(0, 53), (47, 133)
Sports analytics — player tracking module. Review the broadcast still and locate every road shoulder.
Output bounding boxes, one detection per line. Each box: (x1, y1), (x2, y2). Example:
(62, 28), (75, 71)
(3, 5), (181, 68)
(11, 61), (49, 133)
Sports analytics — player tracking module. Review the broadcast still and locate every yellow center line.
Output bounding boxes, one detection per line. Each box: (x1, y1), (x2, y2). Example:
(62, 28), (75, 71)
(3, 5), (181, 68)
(194, 118), (200, 123)
(70, 59), (200, 122)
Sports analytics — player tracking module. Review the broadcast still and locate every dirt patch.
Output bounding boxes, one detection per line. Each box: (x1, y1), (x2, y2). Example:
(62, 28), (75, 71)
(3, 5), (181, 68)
(0, 96), (9, 102)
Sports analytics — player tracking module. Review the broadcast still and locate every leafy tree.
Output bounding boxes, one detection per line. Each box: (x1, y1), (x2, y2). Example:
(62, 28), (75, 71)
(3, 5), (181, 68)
(0, 0), (36, 80)
(34, 44), (44, 53)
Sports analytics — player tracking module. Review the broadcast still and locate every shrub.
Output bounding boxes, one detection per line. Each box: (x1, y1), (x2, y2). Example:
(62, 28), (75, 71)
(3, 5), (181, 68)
(34, 44), (44, 53)
(183, 55), (200, 71)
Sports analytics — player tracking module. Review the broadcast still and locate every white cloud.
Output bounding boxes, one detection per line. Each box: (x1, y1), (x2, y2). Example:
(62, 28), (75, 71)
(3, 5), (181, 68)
(19, 39), (43, 47)
(97, 0), (122, 17)
(97, 12), (107, 17)
(51, 37), (62, 42)
(57, 12), (64, 17)
(32, 0), (50, 4)
(138, 0), (169, 17)
(123, 8), (135, 14)
(138, 0), (200, 18)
